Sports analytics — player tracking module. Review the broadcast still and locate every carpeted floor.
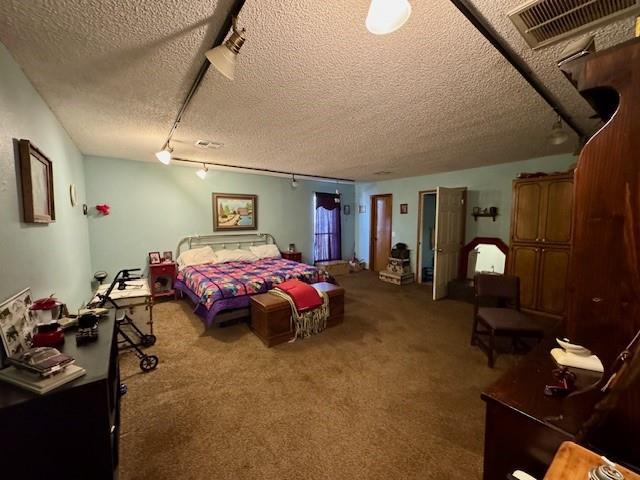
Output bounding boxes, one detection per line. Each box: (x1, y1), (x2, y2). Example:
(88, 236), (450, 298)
(118, 272), (520, 480)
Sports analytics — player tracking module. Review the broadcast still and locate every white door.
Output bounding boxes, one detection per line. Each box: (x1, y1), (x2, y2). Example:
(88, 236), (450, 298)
(433, 187), (465, 300)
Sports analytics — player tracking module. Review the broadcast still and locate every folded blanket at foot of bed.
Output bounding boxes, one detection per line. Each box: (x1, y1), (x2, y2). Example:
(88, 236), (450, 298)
(270, 280), (328, 340)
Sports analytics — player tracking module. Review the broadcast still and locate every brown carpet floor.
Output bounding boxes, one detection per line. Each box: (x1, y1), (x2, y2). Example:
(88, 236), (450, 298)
(118, 272), (519, 480)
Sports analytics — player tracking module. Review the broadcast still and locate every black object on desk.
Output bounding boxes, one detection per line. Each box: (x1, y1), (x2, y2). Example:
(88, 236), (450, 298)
(0, 311), (121, 480)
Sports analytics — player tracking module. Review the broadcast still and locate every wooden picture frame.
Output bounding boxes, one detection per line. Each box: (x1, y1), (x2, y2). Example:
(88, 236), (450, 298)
(149, 252), (161, 265)
(212, 193), (258, 231)
(18, 140), (55, 223)
(400, 203), (408, 214)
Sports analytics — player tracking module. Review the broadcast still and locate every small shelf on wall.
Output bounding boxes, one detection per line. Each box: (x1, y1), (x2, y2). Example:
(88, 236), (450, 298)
(472, 207), (498, 222)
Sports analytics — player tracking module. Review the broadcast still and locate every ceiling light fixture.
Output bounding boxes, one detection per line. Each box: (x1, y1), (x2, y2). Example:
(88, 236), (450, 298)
(291, 174), (298, 189)
(366, 0), (412, 35)
(155, 146), (173, 165)
(549, 115), (569, 145)
(205, 17), (246, 80)
(196, 163), (209, 180)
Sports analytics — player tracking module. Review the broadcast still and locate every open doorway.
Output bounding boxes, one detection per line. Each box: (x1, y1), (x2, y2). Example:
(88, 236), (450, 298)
(417, 191), (436, 291)
(417, 187), (467, 300)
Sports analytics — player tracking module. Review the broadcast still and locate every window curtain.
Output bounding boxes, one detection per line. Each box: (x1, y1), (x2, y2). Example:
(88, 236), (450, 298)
(314, 192), (342, 262)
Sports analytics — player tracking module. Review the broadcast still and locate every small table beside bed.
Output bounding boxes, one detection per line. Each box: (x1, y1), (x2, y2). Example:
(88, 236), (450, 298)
(173, 234), (336, 327)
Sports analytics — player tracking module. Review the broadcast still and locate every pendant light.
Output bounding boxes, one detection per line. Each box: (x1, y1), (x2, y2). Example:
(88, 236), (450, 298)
(155, 146), (173, 165)
(549, 115), (569, 145)
(196, 163), (208, 180)
(205, 17), (246, 80)
(366, 0), (412, 35)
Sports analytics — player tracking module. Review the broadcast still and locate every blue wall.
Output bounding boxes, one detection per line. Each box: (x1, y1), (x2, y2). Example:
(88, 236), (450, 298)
(0, 43), (92, 310)
(355, 154), (576, 272)
(84, 156), (355, 276)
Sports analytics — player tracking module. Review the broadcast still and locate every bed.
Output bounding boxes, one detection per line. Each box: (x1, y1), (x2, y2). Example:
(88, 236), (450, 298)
(173, 234), (334, 327)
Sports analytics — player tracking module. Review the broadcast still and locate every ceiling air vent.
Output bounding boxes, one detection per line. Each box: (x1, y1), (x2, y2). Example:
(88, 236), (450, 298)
(195, 140), (224, 149)
(508, 0), (640, 49)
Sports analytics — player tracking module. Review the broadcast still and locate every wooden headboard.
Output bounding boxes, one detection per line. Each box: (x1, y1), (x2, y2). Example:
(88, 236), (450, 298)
(175, 233), (276, 258)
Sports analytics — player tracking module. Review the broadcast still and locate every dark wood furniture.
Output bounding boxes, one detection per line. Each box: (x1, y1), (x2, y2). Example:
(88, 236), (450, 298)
(471, 273), (544, 367)
(149, 261), (177, 300)
(281, 250), (302, 262)
(544, 442), (640, 480)
(250, 282), (344, 347)
(482, 38), (640, 480)
(0, 312), (121, 480)
(508, 172), (573, 317)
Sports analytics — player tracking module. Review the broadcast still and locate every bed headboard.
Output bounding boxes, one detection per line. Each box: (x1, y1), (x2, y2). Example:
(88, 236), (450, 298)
(175, 233), (276, 258)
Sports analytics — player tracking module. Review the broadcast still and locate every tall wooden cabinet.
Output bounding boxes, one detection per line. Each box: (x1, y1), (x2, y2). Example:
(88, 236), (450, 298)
(508, 172), (573, 316)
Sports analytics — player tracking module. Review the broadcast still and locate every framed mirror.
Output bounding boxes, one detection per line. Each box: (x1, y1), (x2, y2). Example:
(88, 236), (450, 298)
(458, 237), (509, 280)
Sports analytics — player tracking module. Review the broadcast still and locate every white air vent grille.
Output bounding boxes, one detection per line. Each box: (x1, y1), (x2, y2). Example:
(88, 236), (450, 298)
(509, 0), (640, 49)
(195, 140), (224, 149)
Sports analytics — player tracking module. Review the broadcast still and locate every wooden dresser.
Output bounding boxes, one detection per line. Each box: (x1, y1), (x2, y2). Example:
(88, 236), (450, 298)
(0, 312), (121, 479)
(508, 172), (573, 316)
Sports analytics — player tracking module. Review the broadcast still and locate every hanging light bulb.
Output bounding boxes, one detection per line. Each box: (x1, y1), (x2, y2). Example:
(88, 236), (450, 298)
(196, 163), (208, 180)
(205, 17), (246, 80)
(290, 174), (298, 189)
(549, 115), (569, 145)
(366, 0), (412, 35)
(155, 146), (173, 165)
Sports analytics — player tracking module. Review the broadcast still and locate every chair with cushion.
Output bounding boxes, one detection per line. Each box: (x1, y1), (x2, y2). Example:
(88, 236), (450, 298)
(471, 273), (544, 367)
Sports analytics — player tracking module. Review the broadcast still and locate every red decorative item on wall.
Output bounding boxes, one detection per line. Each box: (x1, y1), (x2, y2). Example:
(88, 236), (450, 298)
(96, 204), (110, 215)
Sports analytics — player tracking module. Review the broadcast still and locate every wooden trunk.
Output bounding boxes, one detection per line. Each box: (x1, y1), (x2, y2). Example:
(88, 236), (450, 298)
(249, 282), (344, 347)
(508, 173), (573, 316)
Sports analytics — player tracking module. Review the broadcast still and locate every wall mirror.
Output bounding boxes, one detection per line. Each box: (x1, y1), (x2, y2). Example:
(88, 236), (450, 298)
(458, 237), (509, 280)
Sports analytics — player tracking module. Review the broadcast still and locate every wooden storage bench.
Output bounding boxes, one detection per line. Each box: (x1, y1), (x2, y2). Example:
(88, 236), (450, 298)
(249, 282), (344, 347)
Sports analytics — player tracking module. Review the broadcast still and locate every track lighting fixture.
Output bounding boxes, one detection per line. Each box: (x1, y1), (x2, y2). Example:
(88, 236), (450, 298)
(155, 146), (173, 165)
(549, 115), (569, 145)
(205, 17), (246, 80)
(366, 0), (412, 35)
(196, 163), (208, 180)
(290, 174), (298, 189)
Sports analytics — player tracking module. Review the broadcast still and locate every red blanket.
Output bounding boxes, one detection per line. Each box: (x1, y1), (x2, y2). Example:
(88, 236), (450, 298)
(275, 279), (322, 312)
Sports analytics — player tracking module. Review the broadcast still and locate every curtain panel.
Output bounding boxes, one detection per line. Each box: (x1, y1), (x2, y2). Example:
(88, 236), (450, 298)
(314, 193), (342, 262)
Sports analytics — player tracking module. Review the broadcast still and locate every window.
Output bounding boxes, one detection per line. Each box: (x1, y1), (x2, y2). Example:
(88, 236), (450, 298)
(314, 192), (342, 262)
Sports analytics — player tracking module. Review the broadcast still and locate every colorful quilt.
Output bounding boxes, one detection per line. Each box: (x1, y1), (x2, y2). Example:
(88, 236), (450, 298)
(175, 258), (334, 325)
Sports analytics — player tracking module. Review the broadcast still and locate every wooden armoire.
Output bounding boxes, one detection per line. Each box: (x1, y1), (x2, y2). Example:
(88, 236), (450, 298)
(508, 172), (573, 316)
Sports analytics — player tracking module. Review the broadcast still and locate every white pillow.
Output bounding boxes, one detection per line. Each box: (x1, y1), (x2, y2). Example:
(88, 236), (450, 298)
(215, 248), (258, 263)
(176, 246), (217, 270)
(249, 244), (281, 259)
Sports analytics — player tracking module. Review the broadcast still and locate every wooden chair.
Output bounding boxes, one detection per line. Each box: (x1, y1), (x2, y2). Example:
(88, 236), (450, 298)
(471, 273), (544, 367)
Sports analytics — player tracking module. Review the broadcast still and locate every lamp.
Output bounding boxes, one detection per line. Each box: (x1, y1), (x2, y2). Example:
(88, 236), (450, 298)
(549, 115), (569, 145)
(205, 17), (246, 80)
(155, 146), (173, 165)
(291, 174), (298, 189)
(196, 163), (208, 180)
(366, 0), (412, 35)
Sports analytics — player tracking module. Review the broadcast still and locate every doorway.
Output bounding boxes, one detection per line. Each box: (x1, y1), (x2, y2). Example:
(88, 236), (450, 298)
(369, 194), (392, 272)
(417, 192), (436, 289)
(416, 187), (467, 300)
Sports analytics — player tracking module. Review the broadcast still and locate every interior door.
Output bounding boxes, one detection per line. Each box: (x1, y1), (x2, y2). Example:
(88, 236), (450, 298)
(433, 187), (465, 300)
(370, 194), (392, 272)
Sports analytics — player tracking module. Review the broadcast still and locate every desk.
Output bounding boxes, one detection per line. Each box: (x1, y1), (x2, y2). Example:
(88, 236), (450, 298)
(544, 442), (640, 479)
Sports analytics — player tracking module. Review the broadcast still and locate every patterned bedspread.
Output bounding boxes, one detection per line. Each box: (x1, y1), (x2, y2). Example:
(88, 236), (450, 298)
(176, 258), (333, 324)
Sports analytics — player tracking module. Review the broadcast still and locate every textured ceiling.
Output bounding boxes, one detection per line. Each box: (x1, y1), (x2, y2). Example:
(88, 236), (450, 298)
(0, 1), (636, 181)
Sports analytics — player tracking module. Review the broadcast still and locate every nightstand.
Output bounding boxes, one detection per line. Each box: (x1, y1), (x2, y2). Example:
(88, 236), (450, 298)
(281, 251), (302, 262)
(149, 262), (177, 300)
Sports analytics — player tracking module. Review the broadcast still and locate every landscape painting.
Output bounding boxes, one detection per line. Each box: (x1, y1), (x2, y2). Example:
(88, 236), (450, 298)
(212, 193), (257, 231)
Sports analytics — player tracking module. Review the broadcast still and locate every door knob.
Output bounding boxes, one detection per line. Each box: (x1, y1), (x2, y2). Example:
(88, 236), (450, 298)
(436, 248), (443, 252)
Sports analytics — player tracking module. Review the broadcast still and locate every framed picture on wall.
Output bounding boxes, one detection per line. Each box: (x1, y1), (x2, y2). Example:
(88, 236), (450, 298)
(18, 139), (55, 223)
(212, 193), (258, 231)
(400, 203), (408, 214)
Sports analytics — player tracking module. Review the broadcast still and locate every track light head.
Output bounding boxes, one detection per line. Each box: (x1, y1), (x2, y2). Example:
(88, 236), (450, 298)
(366, 0), (412, 35)
(205, 17), (246, 80)
(291, 174), (298, 189)
(155, 146), (173, 165)
(549, 116), (569, 146)
(196, 163), (208, 180)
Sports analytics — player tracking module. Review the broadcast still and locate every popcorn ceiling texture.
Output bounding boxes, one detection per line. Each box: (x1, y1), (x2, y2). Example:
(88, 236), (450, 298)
(0, 1), (635, 181)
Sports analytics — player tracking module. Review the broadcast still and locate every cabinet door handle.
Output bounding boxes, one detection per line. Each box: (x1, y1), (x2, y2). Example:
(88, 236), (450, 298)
(542, 238), (547, 242)
(592, 297), (603, 303)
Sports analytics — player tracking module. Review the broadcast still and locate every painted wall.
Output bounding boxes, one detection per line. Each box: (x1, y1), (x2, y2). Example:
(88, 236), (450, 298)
(355, 154), (576, 272)
(84, 156), (355, 276)
(420, 193), (436, 276)
(0, 43), (92, 309)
